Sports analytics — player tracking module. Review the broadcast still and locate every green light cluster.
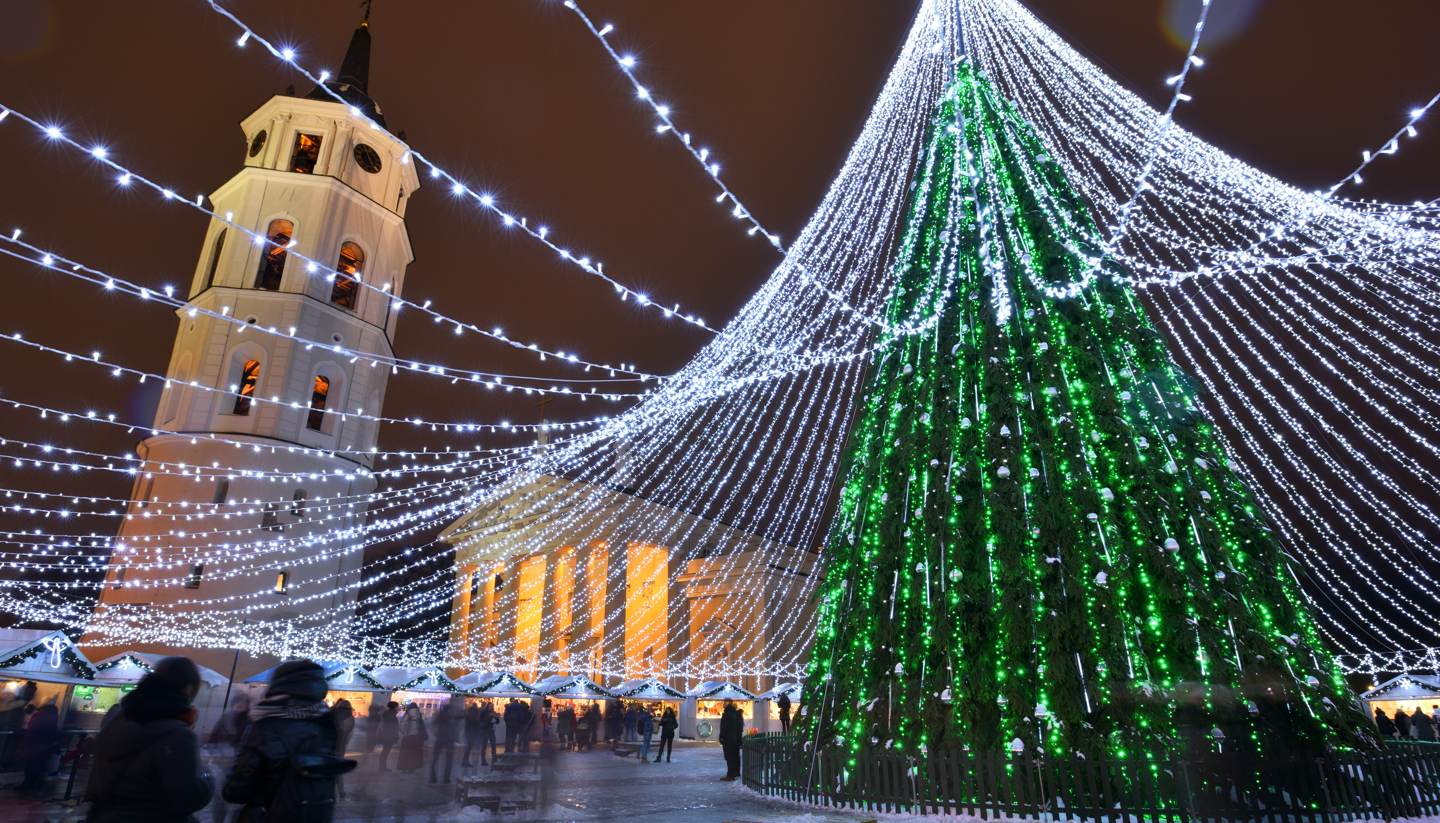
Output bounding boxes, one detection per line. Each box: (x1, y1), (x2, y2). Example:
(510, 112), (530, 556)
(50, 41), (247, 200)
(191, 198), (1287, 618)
(804, 63), (1374, 763)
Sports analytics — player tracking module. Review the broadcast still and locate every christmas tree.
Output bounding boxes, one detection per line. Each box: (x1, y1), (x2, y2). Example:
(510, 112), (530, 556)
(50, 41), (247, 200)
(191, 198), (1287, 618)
(804, 62), (1374, 764)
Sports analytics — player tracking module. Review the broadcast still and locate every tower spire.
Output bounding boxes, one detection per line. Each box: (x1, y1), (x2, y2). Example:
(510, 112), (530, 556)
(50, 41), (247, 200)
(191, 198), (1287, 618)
(305, 5), (385, 126)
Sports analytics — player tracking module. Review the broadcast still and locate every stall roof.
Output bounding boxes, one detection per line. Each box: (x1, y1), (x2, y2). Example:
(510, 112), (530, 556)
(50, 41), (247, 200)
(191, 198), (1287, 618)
(1360, 674), (1440, 702)
(611, 677), (684, 700)
(757, 682), (802, 701)
(687, 680), (758, 701)
(454, 671), (536, 696)
(94, 652), (228, 688)
(0, 630), (97, 684)
(532, 674), (612, 699)
(372, 666), (463, 693)
(244, 660), (387, 691)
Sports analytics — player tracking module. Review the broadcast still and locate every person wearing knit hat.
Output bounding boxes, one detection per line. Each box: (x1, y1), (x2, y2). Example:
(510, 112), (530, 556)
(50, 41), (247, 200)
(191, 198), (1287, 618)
(223, 659), (355, 823)
(84, 656), (213, 822)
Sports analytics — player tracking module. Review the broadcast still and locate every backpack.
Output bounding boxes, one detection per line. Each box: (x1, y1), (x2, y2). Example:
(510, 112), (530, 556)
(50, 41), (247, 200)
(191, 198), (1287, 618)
(234, 718), (356, 823)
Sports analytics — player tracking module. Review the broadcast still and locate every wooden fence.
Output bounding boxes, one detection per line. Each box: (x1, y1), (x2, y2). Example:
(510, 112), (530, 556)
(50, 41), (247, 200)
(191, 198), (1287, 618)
(742, 734), (1440, 822)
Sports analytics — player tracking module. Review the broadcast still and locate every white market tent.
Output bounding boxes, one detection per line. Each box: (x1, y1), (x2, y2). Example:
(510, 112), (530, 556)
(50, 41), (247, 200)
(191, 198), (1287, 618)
(611, 677), (685, 702)
(0, 630), (98, 725)
(1360, 674), (1440, 727)
(532, 674), (612, 700)
(681, 680), (758, 740)
(90, 651), (230, 730)
(756, 682), (802, 732)
(455, 670), (535, 697)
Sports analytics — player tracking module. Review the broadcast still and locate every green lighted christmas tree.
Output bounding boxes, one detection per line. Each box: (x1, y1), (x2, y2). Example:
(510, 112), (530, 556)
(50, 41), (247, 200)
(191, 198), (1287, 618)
(805, 62), (1374, 763)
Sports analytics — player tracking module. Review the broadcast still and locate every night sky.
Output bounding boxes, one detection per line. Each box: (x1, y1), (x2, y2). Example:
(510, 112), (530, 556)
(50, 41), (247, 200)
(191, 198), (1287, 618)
(0, 1), (1436, 641)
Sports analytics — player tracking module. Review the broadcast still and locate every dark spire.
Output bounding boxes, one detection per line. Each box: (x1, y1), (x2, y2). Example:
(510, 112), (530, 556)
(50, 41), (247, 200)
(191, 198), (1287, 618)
(303, 5), (386, 127)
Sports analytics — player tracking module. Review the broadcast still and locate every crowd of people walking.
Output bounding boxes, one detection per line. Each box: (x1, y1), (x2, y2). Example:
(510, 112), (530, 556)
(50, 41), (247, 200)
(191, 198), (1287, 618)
(1374, 705), (1440, 741)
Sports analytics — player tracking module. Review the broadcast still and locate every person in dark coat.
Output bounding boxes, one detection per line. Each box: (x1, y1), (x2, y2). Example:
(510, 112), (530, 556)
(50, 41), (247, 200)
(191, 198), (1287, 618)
(777, 692), (792, 733)
(375, 701), (400, 770)
(478, 701), (498, 763)
(1411, 706), (1435, 742)
(363, 701), (383, 754)
(395, 704), (427, 773)
(462, 702), (482, 768)
(16, 702), (60, 795)
(223, 659), (354, 823)
(1395, 707), (1413, 739)
(654, 707), (677, 763)
(516, 700), (535, 753)
(502, 699), (521, 753)
(624, 705), (638, 742)
(84, 656), (213, 822)
(208, 695), (251, 750)
(429, 700), (459, 783)
(1375, 708), (1397, 737)
(719, 701), (744, 781)
(637, 707), (655, 763)
(330, 699), (356, 799)
(605, 701), (623, 743)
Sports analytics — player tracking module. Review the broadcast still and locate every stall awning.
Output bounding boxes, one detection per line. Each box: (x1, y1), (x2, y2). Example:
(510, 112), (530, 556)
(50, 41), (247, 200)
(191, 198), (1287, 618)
(611, 677), (684, 700)
(454, 671), (536, 696)
(1360, 674), (1440, 702)
(0, 630), (97, 684)
(757, 682), (802, 701)
(532, 674), (613, 699)
(371, 666), (463, 693)
(687, 680), (757, 701)
(93, 652), (228, 688)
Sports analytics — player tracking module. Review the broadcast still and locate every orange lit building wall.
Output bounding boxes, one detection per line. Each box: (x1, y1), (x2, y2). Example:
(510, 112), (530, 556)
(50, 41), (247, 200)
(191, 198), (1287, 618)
(514, 555), (547, 680)
(625, 543), (669, 678)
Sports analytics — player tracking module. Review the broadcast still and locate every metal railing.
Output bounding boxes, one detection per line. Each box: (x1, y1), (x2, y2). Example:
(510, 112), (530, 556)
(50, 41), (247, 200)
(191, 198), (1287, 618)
(742, 734), (1440, 821)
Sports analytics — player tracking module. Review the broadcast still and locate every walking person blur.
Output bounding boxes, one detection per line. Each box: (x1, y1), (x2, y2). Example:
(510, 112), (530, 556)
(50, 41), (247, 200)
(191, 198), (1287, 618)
(624, 704), (638, 742)
(16, 702), (60, 796)
(719, 700), (744, 781)
(429, 700), (459, 784)
(330, 699), (356, 799)
(206, 694), (250, 823)
(363, 701), (383, 755)
(575, 704), (593, 751)
(396, 703), (427, 773)
(654, 707), (677, 763)
(777, 691), (792, 733)
(375, 701), (400, 770)
(1375, 708), (1397, 738)
(502, 699), (521, 753)
(517, 700), (535, 753)
(637, 706), (654, 764)
(1411, 706), (1435, 742)
(462, 702), (482, 769)
(84, 656), (213, 822)
(478, 700), (498, 764)
(223, 659), (355, 823)
(1396, 707), (1413, 739)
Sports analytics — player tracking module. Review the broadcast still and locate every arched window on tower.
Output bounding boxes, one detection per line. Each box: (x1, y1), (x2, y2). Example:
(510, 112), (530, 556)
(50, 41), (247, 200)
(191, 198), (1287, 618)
(255, 219), (293, 291)
(330, 242), (363, 309)
(290, 133), (322, 174)
(233, 359), (261, 416)
(290, 489), (308, 518)
(204, 228), (227, 290)
(307, 375), (330, 431)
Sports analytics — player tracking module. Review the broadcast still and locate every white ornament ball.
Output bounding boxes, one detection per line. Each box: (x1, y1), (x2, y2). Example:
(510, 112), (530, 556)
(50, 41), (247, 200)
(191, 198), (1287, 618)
(1164, 538), (1180, 552)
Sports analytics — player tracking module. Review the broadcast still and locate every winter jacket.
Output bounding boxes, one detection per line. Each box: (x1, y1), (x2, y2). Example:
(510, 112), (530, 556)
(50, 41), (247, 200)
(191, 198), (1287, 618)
(659, 711), (678, 738)
(719, 706), (745, 746)
(379, 710), (400, 744)
(84, 681), (213, 822)
(638, 712), (654, 736)
(223, 705), (342, 823)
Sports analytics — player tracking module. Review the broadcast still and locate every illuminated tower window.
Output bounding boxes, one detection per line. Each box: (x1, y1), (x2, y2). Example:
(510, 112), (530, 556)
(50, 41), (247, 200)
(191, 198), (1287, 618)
(183, 564), (204, 589)
(331, 242), (363, 309)
(290, 133), (322, 174)
(255, 219), (293, 291)
(232, 359), (261, 416)
(275, 570), (290, 594)
(307, 375), (330, 431)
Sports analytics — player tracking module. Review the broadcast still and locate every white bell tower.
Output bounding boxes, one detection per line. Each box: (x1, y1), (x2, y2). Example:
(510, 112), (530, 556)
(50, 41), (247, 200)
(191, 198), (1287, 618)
(87, 18), (420, 676)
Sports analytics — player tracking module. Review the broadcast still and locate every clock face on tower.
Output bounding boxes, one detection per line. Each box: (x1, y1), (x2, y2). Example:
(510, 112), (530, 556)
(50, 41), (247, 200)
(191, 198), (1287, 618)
(248, 130), (267, 158)
(353, 143), (383, 174)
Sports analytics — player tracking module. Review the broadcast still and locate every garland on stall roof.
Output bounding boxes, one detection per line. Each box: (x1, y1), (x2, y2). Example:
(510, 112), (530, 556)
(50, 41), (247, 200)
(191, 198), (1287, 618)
(0, 640), (96, 680)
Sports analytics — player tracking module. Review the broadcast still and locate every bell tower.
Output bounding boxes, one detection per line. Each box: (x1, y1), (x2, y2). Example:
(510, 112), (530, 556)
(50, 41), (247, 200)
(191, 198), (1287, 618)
(87, 17), (420, 675)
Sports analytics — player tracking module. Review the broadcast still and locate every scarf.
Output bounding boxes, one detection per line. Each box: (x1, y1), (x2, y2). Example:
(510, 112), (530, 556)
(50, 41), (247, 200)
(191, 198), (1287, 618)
(250, 694), (329, 722)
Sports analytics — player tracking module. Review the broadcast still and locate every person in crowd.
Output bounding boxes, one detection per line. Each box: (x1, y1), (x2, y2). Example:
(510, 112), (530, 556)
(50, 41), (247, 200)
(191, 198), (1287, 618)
(331, 699), (356, 799)
(1375, 707), (1397, 737)
(575, 704), (593, 751)
(363, 701), (383, 755)
(654, 706), (677, 763)
(719, 700), (744, 781)
(430, 700), (459, 784)
(396, 703), (428, 773)
(16, 701), (60, 796)
(1395, 706), (1413, 739)
(206, 694), (250, 823)
(777, 691), (792, 734)
(555, 704), (572, 750)
(624, 703), (638, 742)
(605, 701), (623, 743)
(478, 700), (499, 764)
(462, 701), (483, 768)
(223, 659), (354, 823)
(517, 700), (535, 753)
(208, 694), (250, 750)
(376, 701), (400, 770)
(1411, 705), (1435, 742)
(637, 706), (655, 764)
(2, 680), (37, 731)
(84, 656), (213, 822)
(502, 698), (521, 753)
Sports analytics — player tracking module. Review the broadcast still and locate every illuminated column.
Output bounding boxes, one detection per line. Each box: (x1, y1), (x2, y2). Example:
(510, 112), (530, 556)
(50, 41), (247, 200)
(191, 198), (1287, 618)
(540, 547), (577, 675)
(666, 549), (691, 688)
(601, 539), (628, 680)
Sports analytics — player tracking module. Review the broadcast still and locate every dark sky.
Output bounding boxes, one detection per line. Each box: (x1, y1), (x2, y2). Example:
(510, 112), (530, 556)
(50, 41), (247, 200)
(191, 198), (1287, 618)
(0, 0), (1436, 635)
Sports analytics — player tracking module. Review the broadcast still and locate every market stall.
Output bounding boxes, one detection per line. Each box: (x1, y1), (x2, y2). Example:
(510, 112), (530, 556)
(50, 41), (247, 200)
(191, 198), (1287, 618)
(245, 660), (389, 717)
(1361, 675), (1440, 732)
(0, 630), (99, 728)
(680, 680), (757, 740)
(373, 665), (468, 715)
(86, 652), (229, 731)
(456, 671), (536, 698)
(756, 682), (802, 733)
(533, 674), (612, 733)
